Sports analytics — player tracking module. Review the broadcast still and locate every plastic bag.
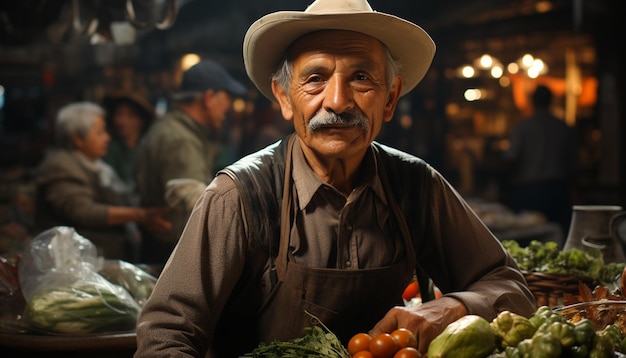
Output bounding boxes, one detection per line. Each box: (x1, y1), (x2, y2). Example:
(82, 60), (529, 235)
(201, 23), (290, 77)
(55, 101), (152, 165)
(98, 259), (157, 306)
(17, 226), (140, 335)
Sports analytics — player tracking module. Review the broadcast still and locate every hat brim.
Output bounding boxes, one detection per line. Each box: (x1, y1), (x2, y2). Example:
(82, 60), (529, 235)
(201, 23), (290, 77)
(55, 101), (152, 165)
(244, 11), (436, 101)
(103, 92), (155, 122)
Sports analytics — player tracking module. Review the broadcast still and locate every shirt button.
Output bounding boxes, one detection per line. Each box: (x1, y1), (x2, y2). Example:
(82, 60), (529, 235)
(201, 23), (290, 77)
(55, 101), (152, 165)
(345, 260), (352, 267)
(346, 225), (353, 231)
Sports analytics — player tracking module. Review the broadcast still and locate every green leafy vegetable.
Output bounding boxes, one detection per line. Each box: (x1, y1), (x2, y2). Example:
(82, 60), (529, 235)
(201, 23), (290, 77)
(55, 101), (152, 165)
(26, 281), (140, 334)
(242, 311), (351, 357)
(502, 240), (625, 284)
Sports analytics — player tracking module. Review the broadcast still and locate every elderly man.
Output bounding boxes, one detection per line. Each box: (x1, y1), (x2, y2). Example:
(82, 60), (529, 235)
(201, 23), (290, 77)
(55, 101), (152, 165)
(134, 0), (536, 356)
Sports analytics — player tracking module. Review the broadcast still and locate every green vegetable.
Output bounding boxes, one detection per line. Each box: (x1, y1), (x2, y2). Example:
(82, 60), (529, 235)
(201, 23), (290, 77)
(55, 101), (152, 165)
(588, 324), (624, 358)
(542, 321), (575, 348)
(501, 240), (626, 284)
(242, 311), (350, 357)
(516, 337), (532, 356)
(599, 261), (626, 284)
(565, 344), (590, 358)
(26, 281), (140, 334)
(489, 306), (626, 358)
(524, 332), (562, 358)
(427, 314), (496, 358)
(545, 247), (603, 279)
(503, 345), (522, 358)
(573, 318), (596, 346)
(528, 305), (564, 330)
(490, 310), (536, 349)
(501, 240), (559, 272)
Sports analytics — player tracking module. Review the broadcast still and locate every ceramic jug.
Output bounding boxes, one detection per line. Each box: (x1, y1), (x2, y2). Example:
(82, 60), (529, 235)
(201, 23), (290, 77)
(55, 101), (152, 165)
(562, 205), (626, 263)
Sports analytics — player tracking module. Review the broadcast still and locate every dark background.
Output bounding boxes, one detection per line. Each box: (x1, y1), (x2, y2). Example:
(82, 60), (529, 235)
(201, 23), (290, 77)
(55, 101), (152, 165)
(0, 0), (623, 207)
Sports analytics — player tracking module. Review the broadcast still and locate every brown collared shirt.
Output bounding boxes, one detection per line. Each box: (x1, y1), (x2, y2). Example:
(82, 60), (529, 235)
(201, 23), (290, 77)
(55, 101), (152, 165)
(289, 139), (402, 269)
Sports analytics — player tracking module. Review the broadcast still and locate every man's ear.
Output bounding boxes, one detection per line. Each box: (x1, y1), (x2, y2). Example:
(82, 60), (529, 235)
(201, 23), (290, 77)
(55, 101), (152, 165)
(383, 76), (403, 123)
(202, 89), (215, 106)
(271, 80), (293, 121)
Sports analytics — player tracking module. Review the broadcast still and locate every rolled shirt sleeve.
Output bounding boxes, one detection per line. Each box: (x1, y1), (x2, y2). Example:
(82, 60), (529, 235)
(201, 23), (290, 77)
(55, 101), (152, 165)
(418, 168), (536, 319)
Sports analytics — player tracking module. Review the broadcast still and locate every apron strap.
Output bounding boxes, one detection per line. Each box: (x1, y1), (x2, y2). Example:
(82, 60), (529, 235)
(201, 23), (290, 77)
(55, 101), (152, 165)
(274, 135), (296, 281)
(372, 144), (432, 302)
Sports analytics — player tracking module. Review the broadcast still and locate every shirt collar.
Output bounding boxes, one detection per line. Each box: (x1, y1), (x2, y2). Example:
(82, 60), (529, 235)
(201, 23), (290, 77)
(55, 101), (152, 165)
(172, 109), (211, 137)
(291, 139), (387, 209)
(72, 150), (101, 173)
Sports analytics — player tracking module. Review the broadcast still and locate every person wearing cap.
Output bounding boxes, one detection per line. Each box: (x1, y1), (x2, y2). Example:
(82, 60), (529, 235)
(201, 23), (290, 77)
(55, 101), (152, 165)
(133, 59), (246, 266)
(135, 1), (536, 356)
(102, 91), (155, 196)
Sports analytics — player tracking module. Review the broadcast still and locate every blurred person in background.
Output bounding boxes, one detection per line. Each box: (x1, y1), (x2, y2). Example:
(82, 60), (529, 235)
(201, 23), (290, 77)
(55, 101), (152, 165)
(102, 91), (155, 203)
(35, 101), (171, 261)
(505, 85), (577, 238)
(134, 59), (246, 266)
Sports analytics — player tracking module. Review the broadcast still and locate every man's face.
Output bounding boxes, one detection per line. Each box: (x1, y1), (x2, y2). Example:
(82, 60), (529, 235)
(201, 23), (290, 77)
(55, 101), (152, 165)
(272, 30), (402, 163)
(205, 90), (233, 129)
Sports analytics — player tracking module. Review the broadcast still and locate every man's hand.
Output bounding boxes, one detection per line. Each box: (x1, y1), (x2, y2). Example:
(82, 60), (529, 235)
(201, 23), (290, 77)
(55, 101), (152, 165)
(139, 207), (172, 233)
(369, 297), (468, 353)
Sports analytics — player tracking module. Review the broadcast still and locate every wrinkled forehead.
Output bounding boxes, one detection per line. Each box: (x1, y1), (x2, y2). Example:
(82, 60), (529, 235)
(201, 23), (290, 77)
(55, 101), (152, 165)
(285, 30), (387, 62)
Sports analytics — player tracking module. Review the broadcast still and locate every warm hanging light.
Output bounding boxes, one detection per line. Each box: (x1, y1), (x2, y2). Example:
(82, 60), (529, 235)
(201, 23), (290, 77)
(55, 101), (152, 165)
(460, 65), (476, 78)
(520, 54), (535, 69)
(490, 65), (504, 78)
(479, 54), (494, 69)
(507, 62), (520, 74)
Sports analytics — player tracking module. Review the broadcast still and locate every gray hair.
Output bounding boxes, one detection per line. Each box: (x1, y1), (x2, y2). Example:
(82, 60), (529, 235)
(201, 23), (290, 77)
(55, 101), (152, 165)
(272, 46), (401, 94)
(55, 102), (105, 149)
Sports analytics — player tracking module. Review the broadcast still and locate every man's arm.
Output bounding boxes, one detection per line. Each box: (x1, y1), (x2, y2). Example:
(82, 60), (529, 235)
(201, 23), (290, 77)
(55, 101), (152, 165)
(135, 175), (247, 357)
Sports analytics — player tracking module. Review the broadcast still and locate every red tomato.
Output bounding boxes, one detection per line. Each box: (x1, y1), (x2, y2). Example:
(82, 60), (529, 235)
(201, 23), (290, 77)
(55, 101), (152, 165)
(401, 281), (419, 300)
(390, 328), (417, 349)
(353, 351), (375, 358)
(369, 333), (399, 358)
(393, 347), (422, 358)
(348, 332), (372, 356)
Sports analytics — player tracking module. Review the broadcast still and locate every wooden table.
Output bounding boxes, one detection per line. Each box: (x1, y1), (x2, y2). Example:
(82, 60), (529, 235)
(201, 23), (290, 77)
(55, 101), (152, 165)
(0, 331), (136, 358)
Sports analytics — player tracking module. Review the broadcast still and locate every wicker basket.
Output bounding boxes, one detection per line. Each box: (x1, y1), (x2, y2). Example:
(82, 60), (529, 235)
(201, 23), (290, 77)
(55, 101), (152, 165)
(523, 271), (596, 308)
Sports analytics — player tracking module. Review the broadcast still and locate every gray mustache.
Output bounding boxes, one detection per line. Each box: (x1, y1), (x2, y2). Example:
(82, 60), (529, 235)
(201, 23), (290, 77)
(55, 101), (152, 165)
(308, 110), (369, 132)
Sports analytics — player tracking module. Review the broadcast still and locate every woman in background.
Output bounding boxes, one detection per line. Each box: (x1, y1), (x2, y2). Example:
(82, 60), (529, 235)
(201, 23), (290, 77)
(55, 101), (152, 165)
(102, 91), (155, 200)
(35, 101), (170, 261)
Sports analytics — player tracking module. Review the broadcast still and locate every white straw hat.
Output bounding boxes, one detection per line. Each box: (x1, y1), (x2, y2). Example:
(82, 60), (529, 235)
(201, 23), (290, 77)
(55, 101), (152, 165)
(243, 0), (436, 101)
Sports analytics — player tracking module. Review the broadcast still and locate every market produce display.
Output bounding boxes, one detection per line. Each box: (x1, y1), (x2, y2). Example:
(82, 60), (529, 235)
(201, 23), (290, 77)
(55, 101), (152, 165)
(502, 240), (625, 284)
(488, 306), (626, 358)
(25, 280), (140, 334)
(0, 254), (156, 335)
(241, 298), (626, 358)
(0, 227), (159, 336)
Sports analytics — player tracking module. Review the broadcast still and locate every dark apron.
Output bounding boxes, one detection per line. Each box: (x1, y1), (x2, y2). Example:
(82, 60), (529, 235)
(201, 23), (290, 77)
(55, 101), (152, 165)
(255, 143), (417, 345)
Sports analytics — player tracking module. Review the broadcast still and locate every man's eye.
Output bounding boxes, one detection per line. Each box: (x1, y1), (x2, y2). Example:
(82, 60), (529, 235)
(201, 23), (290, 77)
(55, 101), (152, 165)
(307, 75), (323, 83)
(354, 73), (369, 81)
